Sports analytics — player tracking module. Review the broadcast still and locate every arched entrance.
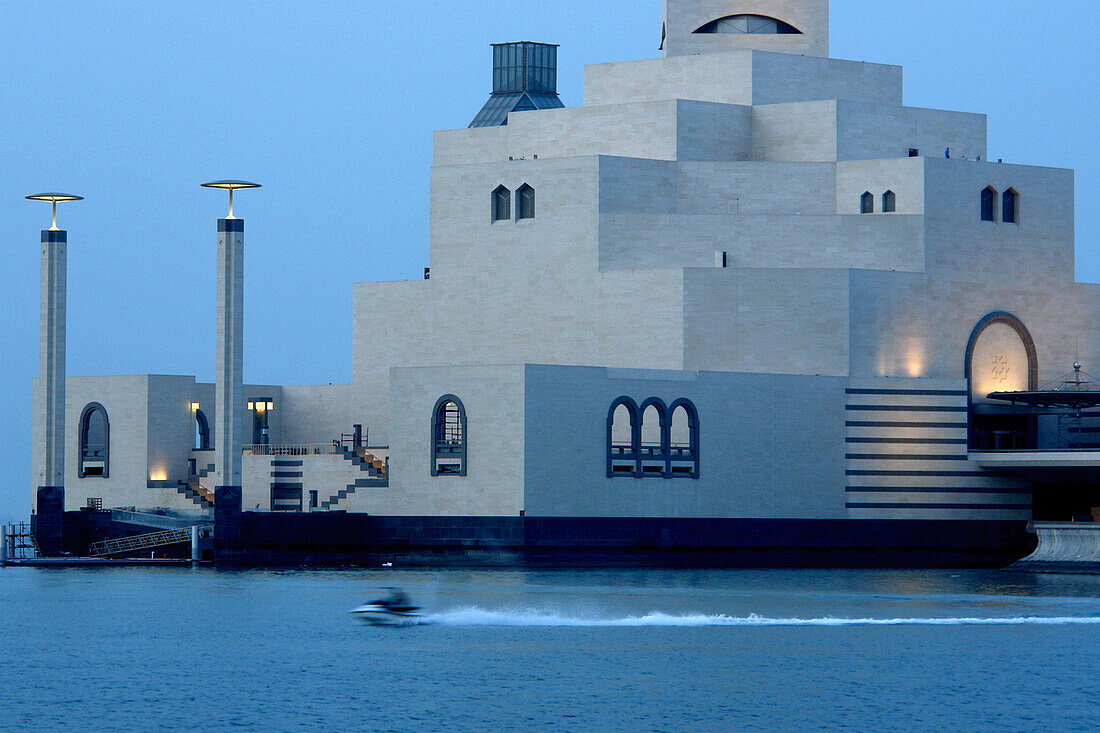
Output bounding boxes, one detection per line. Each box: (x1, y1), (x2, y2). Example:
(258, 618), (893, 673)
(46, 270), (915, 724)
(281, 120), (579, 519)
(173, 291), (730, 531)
(964, 311), (1038, 449)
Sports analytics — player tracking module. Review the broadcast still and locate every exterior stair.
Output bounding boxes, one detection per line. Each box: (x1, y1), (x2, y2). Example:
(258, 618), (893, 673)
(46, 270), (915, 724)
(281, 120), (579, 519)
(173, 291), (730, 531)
(321, 447), (388, 510)
(338, 446), (388, 477)
(178, 481), (215, 508)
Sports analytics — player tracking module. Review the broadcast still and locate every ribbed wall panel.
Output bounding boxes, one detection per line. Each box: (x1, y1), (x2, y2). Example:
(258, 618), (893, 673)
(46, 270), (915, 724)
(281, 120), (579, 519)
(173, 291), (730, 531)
(844, 380), (1031, 520)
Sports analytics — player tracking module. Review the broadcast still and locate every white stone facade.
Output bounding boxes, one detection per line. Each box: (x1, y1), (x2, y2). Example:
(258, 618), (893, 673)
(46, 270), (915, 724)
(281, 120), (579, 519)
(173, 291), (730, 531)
(35, 0), (1100, 525)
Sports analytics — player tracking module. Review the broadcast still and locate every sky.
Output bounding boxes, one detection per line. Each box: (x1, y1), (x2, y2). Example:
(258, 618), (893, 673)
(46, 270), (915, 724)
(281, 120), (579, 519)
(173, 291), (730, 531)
(1, 1), (1098, 524)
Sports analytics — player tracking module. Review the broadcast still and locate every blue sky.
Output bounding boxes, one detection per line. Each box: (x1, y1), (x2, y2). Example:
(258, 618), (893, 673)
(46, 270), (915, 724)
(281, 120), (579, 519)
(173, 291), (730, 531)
(1, 1), (1098, 524)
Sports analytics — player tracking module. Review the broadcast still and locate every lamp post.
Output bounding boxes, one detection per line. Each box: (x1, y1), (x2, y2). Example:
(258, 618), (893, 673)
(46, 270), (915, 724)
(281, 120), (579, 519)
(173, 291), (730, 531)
(26, 193), (82, 556)
(201, 181), (260, 546)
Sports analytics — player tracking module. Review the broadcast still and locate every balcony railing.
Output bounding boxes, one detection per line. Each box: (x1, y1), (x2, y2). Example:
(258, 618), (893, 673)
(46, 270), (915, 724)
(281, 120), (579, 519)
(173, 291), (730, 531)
(244, 443), (338, 456)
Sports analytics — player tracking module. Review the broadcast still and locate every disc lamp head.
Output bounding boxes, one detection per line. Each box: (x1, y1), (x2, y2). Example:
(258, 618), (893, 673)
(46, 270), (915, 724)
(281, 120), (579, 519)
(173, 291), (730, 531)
(26, 193), (83, 231)
(201, 180), (261, 220)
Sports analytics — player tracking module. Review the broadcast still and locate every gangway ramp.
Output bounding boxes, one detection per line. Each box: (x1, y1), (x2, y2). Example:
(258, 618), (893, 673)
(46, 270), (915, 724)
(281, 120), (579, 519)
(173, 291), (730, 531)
(89, 525), (210, 557)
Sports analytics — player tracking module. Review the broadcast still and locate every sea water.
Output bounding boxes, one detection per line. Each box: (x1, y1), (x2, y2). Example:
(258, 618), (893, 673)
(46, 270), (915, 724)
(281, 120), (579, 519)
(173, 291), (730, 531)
(3, 567), (1099, 732)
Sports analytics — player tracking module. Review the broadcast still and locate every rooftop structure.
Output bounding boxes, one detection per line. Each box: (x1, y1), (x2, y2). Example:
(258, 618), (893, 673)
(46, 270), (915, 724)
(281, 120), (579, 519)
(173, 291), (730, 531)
(469, 42), (564, 128)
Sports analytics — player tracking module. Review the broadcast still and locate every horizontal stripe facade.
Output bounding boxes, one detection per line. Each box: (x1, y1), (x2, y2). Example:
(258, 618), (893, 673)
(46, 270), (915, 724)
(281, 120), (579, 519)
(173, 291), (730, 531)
(844, 381), (1030, 520)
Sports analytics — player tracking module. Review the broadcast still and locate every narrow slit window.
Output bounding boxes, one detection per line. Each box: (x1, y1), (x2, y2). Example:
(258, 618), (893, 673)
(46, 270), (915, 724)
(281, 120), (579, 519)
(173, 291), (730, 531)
(981, 186), (996, 222)
(492, 186), (511, 222)
(517, 184), (535, 220)
(860, 192), (874, 214)
(1002, 189), (1018, 224)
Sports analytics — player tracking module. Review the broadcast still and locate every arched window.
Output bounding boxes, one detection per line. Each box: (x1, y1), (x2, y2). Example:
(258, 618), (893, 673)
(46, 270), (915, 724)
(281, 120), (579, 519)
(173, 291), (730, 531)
(981, 186), (997, 222)
(882, 190), (896, 213)
(492, 186), (511, 222)
(694, 14), (801, 35)
(517, 183), (535, 220)
(194, 409), (211, 451)
(432, 395), (467, 476)
(607, 397), (639, 477)
(638, 398), (668, 477)
(1002, 189), (1018, 224)
(860, 192), (874, 214)
(668, 399), (700, 479)
(79, 403), (109, 478)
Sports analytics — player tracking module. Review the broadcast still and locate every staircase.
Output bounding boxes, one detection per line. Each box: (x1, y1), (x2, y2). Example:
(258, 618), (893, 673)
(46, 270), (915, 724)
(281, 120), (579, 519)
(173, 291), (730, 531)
(182, 462), (217, 508)
(89, 525), (209, 557)
(177, 481), (215, 508)
(321, 447), (388, 510)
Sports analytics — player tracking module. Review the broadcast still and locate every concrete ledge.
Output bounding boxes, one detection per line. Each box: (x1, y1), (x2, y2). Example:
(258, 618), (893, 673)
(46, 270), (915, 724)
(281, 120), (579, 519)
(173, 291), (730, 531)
(4, 558), (196, 567)
(973, 451), (1100, 469)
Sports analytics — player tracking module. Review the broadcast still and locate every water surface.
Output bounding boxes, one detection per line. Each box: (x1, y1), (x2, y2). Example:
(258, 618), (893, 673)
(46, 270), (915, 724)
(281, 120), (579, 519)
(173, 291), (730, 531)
(3, 568), (1099, 731)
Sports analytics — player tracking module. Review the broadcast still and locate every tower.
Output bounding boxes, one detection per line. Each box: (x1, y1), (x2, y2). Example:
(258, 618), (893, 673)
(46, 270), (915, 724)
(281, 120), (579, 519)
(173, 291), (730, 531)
(662, 0), (829, 58)
(27, 192), (82, 556)
(202, 180), (260, 535)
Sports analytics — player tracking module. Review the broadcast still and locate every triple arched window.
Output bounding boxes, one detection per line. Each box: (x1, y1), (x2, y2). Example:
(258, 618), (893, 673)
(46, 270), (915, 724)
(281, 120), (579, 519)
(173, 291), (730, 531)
(431, 395), (467, 476)
(79, 402), (109, 478)
(607, 397), (699, 479)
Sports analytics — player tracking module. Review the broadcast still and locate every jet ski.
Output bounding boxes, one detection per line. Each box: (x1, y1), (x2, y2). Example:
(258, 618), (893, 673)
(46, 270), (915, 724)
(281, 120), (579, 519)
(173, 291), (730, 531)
(350, 589), (422, 626)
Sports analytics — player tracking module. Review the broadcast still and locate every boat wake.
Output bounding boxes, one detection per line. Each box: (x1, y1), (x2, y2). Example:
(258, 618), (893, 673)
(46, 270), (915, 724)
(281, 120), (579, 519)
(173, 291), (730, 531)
(425, 608), (1100, 628)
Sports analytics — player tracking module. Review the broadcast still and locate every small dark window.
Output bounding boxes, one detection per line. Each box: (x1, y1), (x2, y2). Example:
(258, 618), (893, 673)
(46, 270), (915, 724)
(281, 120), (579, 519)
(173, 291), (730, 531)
(492, 186), (511, 222)
(517, 184), (535, 220)
(79, 403), (110, 478)
(309, 490), (318, 509)
(860, 192), (874, 214)
(882, 190), (896, 213)
(981, 186), (997, 222)
(432, 395), (467, 476)
(908, 148), (920, 157)
(1003, 189), (1018, 224)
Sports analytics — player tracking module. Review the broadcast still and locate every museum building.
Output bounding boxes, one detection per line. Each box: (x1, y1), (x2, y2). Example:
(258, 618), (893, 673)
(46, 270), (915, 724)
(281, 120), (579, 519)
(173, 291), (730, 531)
(30, 0), (1100, 564)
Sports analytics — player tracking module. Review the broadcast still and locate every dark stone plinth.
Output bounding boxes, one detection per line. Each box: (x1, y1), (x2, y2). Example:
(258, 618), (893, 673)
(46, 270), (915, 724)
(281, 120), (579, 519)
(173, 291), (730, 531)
(211, 514), (1035, 569)
(214, 485), (243, 556)
(35, 486), (64, 556)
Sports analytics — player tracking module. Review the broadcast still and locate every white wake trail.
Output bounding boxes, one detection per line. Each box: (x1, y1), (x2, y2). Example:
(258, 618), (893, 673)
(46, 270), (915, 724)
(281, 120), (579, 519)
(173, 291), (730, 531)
(425, 607), (1100, 628)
